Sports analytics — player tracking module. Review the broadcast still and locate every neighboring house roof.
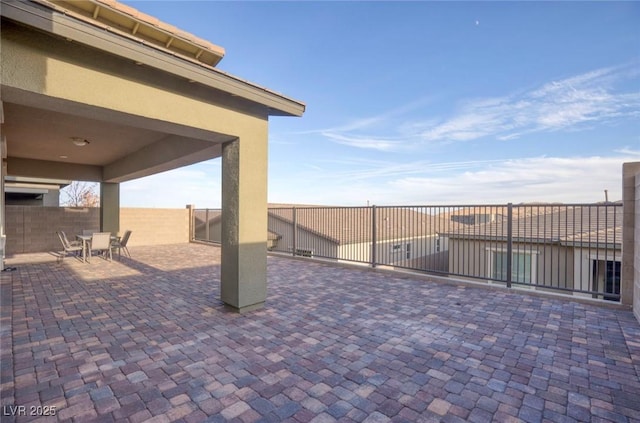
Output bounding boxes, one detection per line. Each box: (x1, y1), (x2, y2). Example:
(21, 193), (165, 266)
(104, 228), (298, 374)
(441, 204), (574, 222)
(193, 210), (281, 241)
(441, 204), (622, 248)
(194, 204), (622, 248)
(268, 205), (457, 245)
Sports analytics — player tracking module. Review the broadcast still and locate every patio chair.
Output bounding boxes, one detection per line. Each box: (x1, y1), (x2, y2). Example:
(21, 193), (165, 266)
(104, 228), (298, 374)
(111, 230), (132, 259)
(56, 231), (83, 261)
(60, 231), (82, 248)
(89, 232), (112, 262)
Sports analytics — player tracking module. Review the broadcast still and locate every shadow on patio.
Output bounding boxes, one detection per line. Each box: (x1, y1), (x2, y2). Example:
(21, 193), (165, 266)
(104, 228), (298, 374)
(1, 243), (639, 422)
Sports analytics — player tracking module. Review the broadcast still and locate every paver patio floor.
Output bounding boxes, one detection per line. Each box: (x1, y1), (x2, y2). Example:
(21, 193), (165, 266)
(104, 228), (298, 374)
(1, 243), (639, 423)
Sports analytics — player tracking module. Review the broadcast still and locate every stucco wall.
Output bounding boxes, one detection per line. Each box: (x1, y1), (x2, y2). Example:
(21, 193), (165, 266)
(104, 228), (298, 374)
(4, 206), (98, 254)
(447, 239), (573, 290)
(622, 162), (640, 316)
(4, 206), (189, 254)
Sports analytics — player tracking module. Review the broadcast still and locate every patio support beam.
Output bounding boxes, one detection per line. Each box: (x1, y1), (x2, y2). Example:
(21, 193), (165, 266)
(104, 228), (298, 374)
(100, 182), (120, 237)
(220, 133), (268, 313)
(7, 158), (102, 182)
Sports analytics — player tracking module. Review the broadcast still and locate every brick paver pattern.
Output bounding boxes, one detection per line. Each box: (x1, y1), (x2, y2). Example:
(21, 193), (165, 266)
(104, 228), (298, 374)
(1, 244), (639, 422)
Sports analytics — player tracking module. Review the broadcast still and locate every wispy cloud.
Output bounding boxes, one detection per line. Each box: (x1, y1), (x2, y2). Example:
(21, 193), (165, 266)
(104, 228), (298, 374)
(312, 157), (508, 181)
(320, 63), (640, 150)
(293, 97), (435, 149)
(386, 154), (633, 204)
(320, 132), (406, 152)
(269, 151), (640, 205)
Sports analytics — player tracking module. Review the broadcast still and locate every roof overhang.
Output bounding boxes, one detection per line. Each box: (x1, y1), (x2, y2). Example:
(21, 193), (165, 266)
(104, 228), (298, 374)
(37, 0), (227, 68)
(2, 0), (305, 117)
(0, 0), (305, 185)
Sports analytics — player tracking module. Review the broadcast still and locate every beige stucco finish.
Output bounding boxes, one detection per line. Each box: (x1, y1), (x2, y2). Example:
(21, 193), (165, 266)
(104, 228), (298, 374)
(1, 1), (304, 312)
(100, 183), (120, 235)
(1, 20), (265, 183)
(221, 133), (270, 312)
(622, 162), (640, 316)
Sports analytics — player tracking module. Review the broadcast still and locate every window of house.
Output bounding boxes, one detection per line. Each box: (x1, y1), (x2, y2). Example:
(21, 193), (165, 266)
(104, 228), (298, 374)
(491, 250), (535, 284)
(592, 259), (620, 301)
(605, 260), (621, 300)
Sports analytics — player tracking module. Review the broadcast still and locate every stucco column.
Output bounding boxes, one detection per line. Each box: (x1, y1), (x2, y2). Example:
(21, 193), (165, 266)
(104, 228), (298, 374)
(622, 162), (640, 314)
(100, 182), (120, 236)
(221, 134), (268, 313)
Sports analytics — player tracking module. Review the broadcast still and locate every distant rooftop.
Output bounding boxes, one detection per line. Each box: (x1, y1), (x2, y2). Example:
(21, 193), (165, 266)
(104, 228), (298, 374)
(442, 204), (622, 246)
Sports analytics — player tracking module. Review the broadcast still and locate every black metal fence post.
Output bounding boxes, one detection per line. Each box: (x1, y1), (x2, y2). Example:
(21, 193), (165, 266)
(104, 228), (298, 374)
(371, 205), (377, 268)
(292, 206), (297, 257)
(205, 208), (210, 242)
(506, 203), (513, 288)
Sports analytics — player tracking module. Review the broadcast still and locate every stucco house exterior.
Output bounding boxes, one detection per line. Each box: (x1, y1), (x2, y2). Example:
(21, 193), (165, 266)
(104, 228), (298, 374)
(266, 206), (452, 271)
(4, 176), (70, 206)
(442, 204), (623, 301)
(196, 205), (451, 270)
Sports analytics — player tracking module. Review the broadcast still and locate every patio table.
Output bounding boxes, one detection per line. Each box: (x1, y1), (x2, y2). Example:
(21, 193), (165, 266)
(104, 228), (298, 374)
(76, 234), (118, 263)
(76, 235), (91, 263)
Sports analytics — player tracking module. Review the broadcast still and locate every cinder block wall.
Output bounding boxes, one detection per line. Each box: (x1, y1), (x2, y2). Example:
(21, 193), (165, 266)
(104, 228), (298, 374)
(120, 207), (189, 247)
(4, 206), (99, 255)
(4, 206), (189, 254)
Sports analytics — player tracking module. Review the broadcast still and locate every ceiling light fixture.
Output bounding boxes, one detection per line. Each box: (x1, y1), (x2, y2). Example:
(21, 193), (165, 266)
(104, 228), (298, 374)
(71, 137), (90, 147)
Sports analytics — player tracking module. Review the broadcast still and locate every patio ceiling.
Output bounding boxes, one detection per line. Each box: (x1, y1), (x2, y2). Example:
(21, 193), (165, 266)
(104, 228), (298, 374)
(0, 93), (230, 183)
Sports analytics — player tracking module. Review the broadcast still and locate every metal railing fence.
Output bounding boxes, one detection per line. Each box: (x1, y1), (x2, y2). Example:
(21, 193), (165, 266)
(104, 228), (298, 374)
(193, 203), (623, 301)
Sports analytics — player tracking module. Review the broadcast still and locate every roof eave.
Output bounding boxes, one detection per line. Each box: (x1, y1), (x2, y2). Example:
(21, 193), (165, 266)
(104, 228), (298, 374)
(32, 0), (225, 66)
(3, 1), (305, 117)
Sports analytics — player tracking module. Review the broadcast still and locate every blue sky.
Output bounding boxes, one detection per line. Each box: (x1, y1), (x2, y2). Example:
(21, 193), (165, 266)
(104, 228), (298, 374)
(120, 1), (640, 208)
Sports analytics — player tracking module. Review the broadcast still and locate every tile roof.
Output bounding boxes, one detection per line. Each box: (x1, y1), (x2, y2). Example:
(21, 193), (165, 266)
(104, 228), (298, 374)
(442, 204), (623, 246)
(193, 204), (622, 247)
(193, 209), (281, 241)
(27, 0), (305, 111)
(32, 0), (225, 67)
(268, 206), (457, 245)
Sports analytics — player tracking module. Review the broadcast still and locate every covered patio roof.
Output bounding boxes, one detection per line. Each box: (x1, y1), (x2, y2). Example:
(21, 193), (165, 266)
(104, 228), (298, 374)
(1, 0), (305, 312)
(1, 0), (304, 184)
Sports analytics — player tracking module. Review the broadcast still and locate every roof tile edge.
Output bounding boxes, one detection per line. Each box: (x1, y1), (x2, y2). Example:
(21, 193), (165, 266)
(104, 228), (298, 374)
(22, 0), (305, 114)
(33, 0), (225, 66)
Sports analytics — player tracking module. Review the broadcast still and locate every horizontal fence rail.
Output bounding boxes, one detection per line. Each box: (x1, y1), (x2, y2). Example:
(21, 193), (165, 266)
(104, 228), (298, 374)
(193, 203), (623, 301)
